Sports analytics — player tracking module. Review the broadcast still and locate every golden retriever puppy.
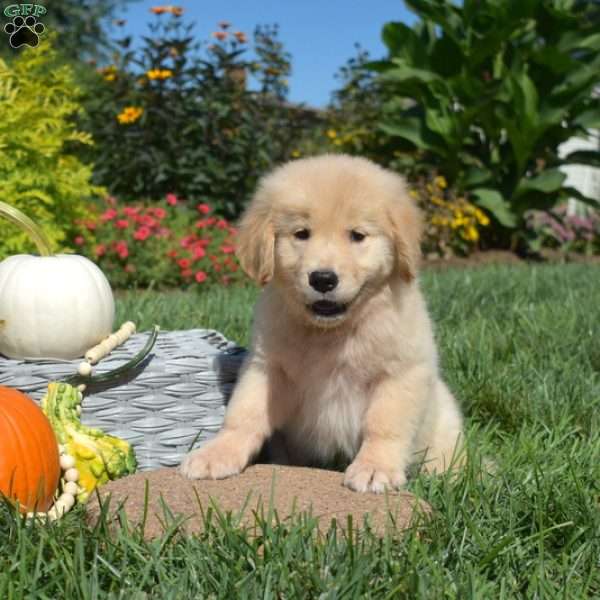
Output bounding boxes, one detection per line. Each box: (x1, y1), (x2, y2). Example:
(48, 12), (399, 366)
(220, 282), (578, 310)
(180, 154), (463, 492)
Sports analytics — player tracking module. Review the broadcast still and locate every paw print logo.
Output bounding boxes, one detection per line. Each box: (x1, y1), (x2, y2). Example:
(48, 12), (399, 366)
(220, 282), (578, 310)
(4, 15), (45, 48)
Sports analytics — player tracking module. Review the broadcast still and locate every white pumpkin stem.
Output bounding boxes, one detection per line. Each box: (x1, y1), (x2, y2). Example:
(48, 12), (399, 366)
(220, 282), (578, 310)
(0, 201), (53, 256)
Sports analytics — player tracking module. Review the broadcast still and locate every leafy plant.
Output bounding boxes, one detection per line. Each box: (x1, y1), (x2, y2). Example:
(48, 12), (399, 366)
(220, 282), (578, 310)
(369, 0), (600, 246)
(74, 194), (243, 289)
(81, 13), (309, 219)
(0, 35), (104, 259)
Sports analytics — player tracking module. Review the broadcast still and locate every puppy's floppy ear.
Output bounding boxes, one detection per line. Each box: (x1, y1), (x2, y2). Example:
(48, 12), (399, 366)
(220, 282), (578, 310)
(386, 183), (423, 283)
(235, 190), (275, 286)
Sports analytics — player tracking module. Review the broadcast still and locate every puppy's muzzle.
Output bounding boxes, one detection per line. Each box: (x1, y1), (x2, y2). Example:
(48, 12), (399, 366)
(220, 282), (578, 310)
(308, 270), (338, 293)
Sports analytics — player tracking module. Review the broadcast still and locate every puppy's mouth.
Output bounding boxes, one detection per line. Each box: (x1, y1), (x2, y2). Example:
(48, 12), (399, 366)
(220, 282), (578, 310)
(309, 300), (348, 318)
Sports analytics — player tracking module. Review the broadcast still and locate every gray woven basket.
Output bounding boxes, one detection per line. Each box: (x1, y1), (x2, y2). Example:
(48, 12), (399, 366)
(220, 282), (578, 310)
(0, 329), (247, 471)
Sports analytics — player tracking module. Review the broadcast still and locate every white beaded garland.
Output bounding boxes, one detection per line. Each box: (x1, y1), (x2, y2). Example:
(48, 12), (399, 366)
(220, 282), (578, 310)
(27, 323), (137, 522)
(59, 454), (76, 470)
(77, 361), (92, 377)
(63, 481), (78, 496)
(26, 448), (80, 522)
(64, 467), (79, 482)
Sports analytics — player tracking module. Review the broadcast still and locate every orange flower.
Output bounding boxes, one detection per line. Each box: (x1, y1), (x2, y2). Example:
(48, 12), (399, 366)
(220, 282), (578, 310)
(212, 31), (228, 41)
(233, 31), (247, 44)
(147, 68), (173, 80)
(150, 5), (183, 16)
(117, 106), (143, 124)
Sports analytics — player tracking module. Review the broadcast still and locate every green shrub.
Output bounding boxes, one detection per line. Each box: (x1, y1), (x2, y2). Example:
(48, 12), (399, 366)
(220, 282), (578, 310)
(0, 36), (104, 259)
(368, 0), (600, 247)
(74, 194), (244, 289)
(81, 14), (316, 219)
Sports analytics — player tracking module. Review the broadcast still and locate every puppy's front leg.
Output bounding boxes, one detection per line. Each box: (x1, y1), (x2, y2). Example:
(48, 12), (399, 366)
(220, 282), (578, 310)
(344, 366), (432, 493)
(180, 360), (286, 480)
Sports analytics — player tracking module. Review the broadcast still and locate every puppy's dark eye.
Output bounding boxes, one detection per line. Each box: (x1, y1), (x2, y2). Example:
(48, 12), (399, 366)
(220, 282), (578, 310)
(350, 230), (366, 242)
(294, 228), (310, 240)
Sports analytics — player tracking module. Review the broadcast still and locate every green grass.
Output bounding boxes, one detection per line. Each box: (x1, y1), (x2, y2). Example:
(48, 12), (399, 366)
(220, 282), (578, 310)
(2, 264), (599, 598)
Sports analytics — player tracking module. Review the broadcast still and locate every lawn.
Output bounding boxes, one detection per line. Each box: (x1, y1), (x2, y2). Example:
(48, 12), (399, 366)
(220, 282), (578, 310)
(2, 264), (599, 598)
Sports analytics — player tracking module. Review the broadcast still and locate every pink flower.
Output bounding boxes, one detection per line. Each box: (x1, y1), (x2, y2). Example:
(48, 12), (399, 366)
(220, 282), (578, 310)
(101, 208), (118, 222)
(123, 206), (140, 217)
(167, 249), (178, 258)
(115, 241), (129, 259)
(216, 219), (228, 229)
(116, 219), (130, 229)
(178, 258), (191, 269)
(195, 270), (207, 283)
(166, 193), (178, 206)
(197, 203), (211, 214)
(180, 235), (195, 248)
(181, 269), (193, 278)
(95, 244), (106, 257)
(134, 226), (152, 241)
(220, 244), (235, 254)
(140, 215), (157, 227)
(74, 235), (85, 246)
(192, 245), (206, 259)
(154, 207), (167, 219)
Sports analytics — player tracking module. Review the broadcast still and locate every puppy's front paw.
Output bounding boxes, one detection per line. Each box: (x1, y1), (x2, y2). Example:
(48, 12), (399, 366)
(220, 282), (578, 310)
(180, 437), (248, 480)
(343, 460), (406, 493)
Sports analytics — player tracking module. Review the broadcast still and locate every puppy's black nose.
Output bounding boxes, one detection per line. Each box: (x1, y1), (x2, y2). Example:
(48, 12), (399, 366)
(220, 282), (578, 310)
(309, 270), (338, 293)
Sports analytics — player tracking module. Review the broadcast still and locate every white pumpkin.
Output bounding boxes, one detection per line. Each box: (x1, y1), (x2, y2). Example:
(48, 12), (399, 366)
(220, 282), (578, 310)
(0, 254), (115, 359)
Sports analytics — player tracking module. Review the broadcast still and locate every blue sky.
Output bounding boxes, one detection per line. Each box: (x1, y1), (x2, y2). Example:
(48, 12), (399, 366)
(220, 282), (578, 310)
(118, 0), (416, 108)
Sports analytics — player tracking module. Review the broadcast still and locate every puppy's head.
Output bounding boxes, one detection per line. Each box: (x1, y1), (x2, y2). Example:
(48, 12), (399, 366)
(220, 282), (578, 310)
(235, 154), (422, 328)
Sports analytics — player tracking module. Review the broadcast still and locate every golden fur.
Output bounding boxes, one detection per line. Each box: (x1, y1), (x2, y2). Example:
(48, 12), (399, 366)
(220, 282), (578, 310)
(180, 154), (463, 492)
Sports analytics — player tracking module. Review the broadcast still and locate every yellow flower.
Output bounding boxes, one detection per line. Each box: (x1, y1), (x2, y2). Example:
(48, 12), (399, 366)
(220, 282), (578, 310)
(462, 225), (479, 242)
(475, 209), (490, 226)
(434, 175), (447, 189)
(326, 129), (337, 139)
(291, 149), (301, 158)
(117, 106), (144, 124)
(98, 65), (118, 81)
(147, 68), (173, 80)
(409, 190), (419, 200)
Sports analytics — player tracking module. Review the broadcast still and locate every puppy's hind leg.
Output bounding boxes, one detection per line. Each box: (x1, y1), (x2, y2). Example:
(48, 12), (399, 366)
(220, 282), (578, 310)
(418, 379), (464, 475)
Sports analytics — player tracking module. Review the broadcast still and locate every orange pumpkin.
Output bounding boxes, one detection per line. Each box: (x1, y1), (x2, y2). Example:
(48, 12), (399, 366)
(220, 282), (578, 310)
(0, 386), (60, 512)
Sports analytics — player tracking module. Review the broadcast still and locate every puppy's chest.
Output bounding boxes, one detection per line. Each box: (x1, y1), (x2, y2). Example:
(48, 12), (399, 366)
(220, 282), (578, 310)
(273, 337), (374, 461)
